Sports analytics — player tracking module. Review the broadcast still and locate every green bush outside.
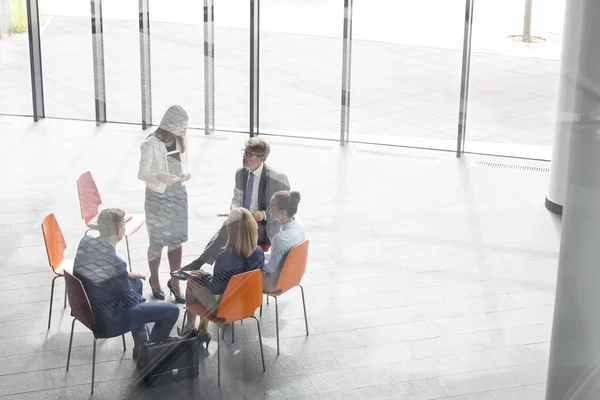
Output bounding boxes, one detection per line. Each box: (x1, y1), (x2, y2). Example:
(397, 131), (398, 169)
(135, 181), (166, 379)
(10, 0), (27, 33)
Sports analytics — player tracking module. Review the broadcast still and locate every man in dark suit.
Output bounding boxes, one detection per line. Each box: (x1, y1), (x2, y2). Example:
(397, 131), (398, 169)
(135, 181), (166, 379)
(73, 208), (180, 358)
(177, 137), (289, 273)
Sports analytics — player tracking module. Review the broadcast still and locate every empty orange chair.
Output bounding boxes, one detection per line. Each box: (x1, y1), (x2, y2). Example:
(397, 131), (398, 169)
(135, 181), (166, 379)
(64, 271), (126, 394)
(185, 269), (265, 385)
(42, 214), (74, 330)
(260, 240), (310, 355)
(77, 171), (145, 270)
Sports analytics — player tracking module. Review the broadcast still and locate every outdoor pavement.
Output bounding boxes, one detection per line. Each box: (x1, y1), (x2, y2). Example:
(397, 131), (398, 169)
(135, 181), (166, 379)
(0, 2), (560, 157)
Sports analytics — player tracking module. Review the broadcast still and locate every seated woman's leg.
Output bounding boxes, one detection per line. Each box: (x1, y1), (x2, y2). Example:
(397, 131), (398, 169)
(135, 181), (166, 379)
(185, 280), (221, 334)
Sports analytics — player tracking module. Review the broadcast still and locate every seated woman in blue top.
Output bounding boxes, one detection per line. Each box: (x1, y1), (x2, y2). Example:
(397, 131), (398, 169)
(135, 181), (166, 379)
(262, 190), (307, 292)
(181, 207), (264, 341)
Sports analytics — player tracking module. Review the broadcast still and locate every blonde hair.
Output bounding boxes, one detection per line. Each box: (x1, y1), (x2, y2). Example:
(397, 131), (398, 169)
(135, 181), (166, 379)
(224, 208), (258, 258)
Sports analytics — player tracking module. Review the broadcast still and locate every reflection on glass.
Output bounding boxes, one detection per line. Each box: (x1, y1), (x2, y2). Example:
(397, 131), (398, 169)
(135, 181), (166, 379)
(350, 0), (464, 150)
(150, 1), (204, 129)
(214, 0), (249, 132)
(260, 0), (342, 139)
(102, 1), (140, 124)
(38, 0), (94, 119)
(465, 0), (563, 159)
(0, 0), (33, 115)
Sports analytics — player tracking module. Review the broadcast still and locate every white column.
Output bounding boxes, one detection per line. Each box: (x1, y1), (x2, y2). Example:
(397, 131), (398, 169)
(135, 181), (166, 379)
(545, 0), (588, 215)
(546, 0), (600, 398)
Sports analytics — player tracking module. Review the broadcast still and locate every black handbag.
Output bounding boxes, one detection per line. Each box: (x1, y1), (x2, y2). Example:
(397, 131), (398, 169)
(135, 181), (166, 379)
(136, 335), (201, 386)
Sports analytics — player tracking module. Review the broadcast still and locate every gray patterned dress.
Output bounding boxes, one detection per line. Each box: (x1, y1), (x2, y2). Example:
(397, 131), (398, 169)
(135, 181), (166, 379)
(144, 142), (188, 247)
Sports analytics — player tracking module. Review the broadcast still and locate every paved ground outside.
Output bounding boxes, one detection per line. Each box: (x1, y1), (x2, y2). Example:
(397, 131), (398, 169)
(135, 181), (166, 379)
(0, 0), (562, 158)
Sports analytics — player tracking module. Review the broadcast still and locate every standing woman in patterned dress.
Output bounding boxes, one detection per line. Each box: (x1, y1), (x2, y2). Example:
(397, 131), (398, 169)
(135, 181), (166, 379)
(138, 105), (190, 303)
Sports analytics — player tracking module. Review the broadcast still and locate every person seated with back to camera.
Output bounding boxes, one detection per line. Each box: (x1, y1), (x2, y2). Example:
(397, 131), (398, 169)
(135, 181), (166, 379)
(262, 190), (307, 292)
(179, 207), (265, 345)
(72, 208), (180, 360)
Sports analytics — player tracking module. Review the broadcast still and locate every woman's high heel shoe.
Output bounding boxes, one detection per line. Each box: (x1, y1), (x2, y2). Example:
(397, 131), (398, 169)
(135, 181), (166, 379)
(149, 277), (165, 300)
(167, 280), (186, 304)
(198, 331), (211, 350)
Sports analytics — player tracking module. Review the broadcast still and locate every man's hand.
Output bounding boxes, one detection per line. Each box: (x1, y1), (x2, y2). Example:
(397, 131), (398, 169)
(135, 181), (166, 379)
(129, 272), (146, 280)
(156, 172), (179, 185)
(253, 211), (266, 222)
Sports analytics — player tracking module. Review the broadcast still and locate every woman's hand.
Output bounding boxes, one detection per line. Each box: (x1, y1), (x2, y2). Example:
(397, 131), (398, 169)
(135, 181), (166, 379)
(189, 270), (204, 277)
(178, 172), (191, 182)
(156, 172), (179, 185)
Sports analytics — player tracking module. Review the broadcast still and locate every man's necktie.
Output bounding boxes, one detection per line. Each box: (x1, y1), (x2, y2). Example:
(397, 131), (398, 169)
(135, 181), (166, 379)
(243, 172), (254, 209)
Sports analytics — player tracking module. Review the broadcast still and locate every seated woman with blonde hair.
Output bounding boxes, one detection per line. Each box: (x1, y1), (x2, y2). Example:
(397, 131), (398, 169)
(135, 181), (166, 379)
(262, 190), (307, 292)
(181, 208), (264, 345)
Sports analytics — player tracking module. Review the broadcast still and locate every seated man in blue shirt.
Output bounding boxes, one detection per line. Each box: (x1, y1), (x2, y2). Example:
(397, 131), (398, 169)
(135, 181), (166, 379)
(73, 208), (180, 359)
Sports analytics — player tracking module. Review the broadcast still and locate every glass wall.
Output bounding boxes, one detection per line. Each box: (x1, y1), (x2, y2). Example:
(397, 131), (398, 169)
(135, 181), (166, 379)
(102, 0), (141, 124)
(213, 0), (249, 132)
(0, 0), (32, 115)
(0, 0), (566, 161)
(259, 0), (342, 140)
(349, 0), (464, 150)
(38, 0), (94, 120)
(149, 0), (204, 129)
(464, 0), (563, 159)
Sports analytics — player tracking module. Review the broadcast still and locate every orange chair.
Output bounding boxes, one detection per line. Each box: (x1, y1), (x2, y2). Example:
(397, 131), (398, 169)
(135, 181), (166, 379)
(42, 214), (74, 330)
(260, 240), (310, 355)
(64, 271), (127, 394)
(77, 171), (146, 271)
(184, 269), (265, 385)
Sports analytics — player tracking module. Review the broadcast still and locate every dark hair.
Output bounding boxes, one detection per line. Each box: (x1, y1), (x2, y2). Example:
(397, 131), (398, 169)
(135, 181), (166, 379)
(97, 208), (125, 238)
(244, 137), (270, 160)
(274, 190), (301, 218)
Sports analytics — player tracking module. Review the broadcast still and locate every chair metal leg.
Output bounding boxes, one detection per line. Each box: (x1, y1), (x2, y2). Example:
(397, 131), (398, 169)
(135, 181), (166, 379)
(259, 304), (263, 316)
(91, 338), (97, 394)
(232, 322), (235, 343)
(125, 235), (132, 272)
(267, 295), (269, 305)
(252, 316), (265, 372)
(122, 335), (126, 351)
(274, 296), (280, 355)
(63, 280), (67, 308)
(217, 325), (221, 386)
(298, 285), (309, 336)
(222, 324), (226, 340)
(48, 275), (60, 330)
(66, 318), (76, 370)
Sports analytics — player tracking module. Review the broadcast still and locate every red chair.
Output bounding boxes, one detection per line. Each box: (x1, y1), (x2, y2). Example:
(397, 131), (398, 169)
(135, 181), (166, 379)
(77, 171), (145, 271)
(260, 240), (310, 355)
(42, 214), (74, 330)
(184, 270), (265, 385)
(64, 271), (127, 394)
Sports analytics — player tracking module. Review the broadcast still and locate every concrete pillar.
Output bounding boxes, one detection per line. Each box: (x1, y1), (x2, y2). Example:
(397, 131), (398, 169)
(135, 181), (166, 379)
(0, 0), (11, 39)
(545, 0), (600, 398)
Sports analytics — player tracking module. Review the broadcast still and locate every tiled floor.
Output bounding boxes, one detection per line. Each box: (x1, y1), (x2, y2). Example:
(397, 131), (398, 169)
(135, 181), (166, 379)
(0, 115), (559, 399)
(0, 14), (557, 156)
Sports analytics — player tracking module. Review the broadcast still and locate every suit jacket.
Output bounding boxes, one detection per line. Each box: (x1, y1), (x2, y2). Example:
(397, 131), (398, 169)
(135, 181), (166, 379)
(138, 134), (189, 194)
(231, 163), (290, 244)
(73, 236), (145, 317)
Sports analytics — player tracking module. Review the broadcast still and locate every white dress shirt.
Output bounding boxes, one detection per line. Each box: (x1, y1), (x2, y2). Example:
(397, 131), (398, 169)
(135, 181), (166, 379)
(264, 218), (307, 273)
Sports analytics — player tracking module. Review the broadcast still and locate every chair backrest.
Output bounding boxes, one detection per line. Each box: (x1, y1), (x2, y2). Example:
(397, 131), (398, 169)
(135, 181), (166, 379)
(276, 240), (309, 294)
(77, 171), (102, 224)
(64, 271), (95, 329)
(41, 213), (67, 272)
(217, 270), (263, 323)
